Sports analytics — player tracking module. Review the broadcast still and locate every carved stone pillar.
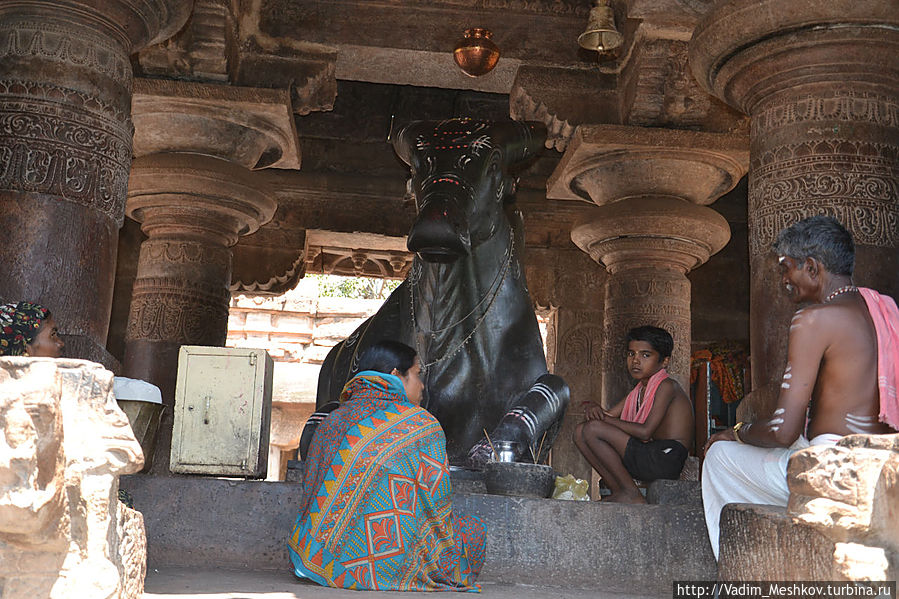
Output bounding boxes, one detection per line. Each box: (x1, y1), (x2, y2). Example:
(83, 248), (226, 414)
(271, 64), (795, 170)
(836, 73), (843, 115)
(124, 153), (276, 472)
(125, 79), (298, 473)
(689, 0), (899, 412)
(548, 125), (747, 406)
(0, 1), (191, 366)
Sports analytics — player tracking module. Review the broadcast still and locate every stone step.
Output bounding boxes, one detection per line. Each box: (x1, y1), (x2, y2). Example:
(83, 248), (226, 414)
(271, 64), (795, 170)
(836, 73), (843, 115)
(144, 566), (667, 599)
(122, 474), (715, 595)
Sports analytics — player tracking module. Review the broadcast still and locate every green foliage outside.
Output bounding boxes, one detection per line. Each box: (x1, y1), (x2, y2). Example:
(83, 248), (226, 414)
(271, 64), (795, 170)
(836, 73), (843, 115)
(310, 274), (402, 300)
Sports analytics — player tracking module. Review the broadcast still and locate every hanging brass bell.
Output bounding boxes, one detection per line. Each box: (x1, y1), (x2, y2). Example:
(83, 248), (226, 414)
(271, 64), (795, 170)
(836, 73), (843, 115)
(577, 0), (623, 53)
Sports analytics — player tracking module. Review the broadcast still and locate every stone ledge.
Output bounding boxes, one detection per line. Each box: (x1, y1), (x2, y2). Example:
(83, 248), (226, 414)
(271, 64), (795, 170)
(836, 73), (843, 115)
(122, 473), (715, 593)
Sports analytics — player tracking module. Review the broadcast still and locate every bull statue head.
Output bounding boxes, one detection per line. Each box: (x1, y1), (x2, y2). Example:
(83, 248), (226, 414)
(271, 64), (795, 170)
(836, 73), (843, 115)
(393, 119), (546, 263)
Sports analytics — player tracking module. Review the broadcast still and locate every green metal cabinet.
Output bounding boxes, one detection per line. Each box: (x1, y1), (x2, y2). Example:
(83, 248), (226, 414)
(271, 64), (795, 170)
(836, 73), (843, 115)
(170, 346), (274, 478)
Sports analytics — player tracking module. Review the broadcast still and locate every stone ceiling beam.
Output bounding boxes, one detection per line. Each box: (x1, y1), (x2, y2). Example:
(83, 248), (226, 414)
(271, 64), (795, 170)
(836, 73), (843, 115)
(233, 0), (594, 94)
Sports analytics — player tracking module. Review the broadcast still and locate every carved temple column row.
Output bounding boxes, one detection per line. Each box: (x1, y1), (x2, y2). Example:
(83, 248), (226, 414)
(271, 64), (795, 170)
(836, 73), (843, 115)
(0, 0), (191, 365)
(124, 79), (300, 472)
(689, 0), (899, 412)
(549, 125), (748, 406)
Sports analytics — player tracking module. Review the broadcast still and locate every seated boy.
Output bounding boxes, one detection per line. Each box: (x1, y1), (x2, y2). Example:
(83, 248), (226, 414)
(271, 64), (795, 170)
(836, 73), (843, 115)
(574, 325), (693, 503)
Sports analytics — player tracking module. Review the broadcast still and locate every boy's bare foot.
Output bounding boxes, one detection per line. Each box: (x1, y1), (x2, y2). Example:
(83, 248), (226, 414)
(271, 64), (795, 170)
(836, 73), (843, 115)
(606, 492), (646, 504)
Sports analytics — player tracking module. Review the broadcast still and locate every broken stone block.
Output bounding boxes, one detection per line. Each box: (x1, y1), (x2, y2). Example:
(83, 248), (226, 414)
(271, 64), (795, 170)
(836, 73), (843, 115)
(832, 542), (895, 582)
(718, 504), (837, 580)
(0, 358), (145, 599)
(788, 439), (899, 553)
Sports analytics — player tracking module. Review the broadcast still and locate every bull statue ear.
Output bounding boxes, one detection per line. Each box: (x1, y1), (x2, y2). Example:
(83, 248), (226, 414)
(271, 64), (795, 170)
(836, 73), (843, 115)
(392, 121), (426, 166)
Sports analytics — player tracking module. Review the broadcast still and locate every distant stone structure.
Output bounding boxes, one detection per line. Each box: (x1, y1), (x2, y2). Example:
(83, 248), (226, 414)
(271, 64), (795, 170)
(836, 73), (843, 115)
(0, 358), (145, 599)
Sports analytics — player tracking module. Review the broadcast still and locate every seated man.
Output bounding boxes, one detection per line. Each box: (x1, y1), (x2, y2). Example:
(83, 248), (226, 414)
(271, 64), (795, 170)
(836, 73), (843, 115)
(702, 215), (899, 560)
(0, 301), (64, 358)
(575, 325), (693, 503)
(288, 340), (485, 591)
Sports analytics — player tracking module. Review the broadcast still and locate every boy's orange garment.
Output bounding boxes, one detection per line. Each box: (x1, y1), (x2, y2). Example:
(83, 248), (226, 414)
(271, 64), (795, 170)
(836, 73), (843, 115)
(621, 368), (669, 424)
(858, 288), (899, 430)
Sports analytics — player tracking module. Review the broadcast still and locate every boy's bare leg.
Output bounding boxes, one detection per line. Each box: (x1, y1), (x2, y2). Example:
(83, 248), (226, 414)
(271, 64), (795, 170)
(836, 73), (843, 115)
(575, 420), (646, 503)
(574, 422), (629, 496)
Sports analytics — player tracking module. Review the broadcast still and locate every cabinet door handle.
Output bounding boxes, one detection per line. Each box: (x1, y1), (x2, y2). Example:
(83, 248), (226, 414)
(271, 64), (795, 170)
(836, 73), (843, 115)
(204, 396), (211, 425)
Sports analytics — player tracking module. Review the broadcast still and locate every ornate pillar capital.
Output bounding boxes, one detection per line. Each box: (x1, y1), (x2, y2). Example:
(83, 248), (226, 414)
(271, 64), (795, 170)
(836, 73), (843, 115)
(689, 0), (899, 115)
(127, 153), (277, 247)
(571, 198), (732, 274)
(132, 78), (301, 170)
(547, 124), (748, 206)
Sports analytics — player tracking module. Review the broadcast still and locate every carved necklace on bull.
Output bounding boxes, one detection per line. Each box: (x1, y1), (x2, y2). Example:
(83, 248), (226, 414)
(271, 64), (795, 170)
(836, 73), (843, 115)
(408, 227), (515, 370)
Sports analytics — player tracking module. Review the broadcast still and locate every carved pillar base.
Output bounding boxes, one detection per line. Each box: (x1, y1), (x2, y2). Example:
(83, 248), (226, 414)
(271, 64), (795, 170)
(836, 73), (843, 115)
(124, 153), (275, 473)
(690, 0), (899, 411)
(0, 2), (190, 367)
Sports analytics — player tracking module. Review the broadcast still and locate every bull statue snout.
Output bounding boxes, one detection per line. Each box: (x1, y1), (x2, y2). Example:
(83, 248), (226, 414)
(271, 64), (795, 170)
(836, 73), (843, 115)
(407, 192), (471, 263)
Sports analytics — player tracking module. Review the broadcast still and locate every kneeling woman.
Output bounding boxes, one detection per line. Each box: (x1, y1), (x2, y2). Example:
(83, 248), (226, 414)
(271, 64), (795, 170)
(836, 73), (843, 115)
(288, 340), (486, 591)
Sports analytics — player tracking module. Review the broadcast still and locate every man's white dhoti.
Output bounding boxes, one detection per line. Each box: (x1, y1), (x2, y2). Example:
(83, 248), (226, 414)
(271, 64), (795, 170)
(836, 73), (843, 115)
(702, 434), (841, 560)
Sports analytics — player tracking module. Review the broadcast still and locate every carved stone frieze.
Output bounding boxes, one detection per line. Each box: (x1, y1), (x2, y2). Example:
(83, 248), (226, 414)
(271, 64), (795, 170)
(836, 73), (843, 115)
(559, 322), (604, 370)
(301, 229), (412, 280)
(0, 87), (132, 224)
(621, 36), (746, 133)
(305, 247), (412, 280)
(136, 0), (230, 82)
(0, 20), (132, 89)
(125, 278), (230, 345)
(141, 239), (232, 269)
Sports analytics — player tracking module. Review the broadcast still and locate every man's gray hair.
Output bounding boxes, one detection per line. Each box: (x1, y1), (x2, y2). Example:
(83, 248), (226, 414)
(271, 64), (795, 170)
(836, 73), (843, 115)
(772, 215), (854, 276)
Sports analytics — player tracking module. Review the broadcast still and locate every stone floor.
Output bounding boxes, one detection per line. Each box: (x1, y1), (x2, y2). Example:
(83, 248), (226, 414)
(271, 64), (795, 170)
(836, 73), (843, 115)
(143, 567), (668, 599)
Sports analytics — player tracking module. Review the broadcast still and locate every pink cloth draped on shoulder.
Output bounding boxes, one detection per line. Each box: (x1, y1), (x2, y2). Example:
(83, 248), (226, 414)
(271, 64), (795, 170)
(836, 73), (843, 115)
(859, 287), (899, 431)
(621, 368), (669, 424)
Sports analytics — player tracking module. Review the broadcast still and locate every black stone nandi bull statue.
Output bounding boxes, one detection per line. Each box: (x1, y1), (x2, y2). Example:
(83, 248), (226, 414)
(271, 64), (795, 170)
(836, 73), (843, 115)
(315, 119), (570, 467)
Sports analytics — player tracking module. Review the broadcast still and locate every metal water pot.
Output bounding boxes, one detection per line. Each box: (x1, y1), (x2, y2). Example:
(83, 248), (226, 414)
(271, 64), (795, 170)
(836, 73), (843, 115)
(493, 440), (518, 463)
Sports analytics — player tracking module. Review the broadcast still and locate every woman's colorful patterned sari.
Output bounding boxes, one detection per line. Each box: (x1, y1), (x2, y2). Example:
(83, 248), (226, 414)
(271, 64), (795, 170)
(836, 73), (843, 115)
(288, 372), (486, 591)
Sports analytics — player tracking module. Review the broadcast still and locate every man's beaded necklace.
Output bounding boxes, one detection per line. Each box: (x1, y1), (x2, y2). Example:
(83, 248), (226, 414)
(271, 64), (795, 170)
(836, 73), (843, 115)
(823, 285), (857, 303)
